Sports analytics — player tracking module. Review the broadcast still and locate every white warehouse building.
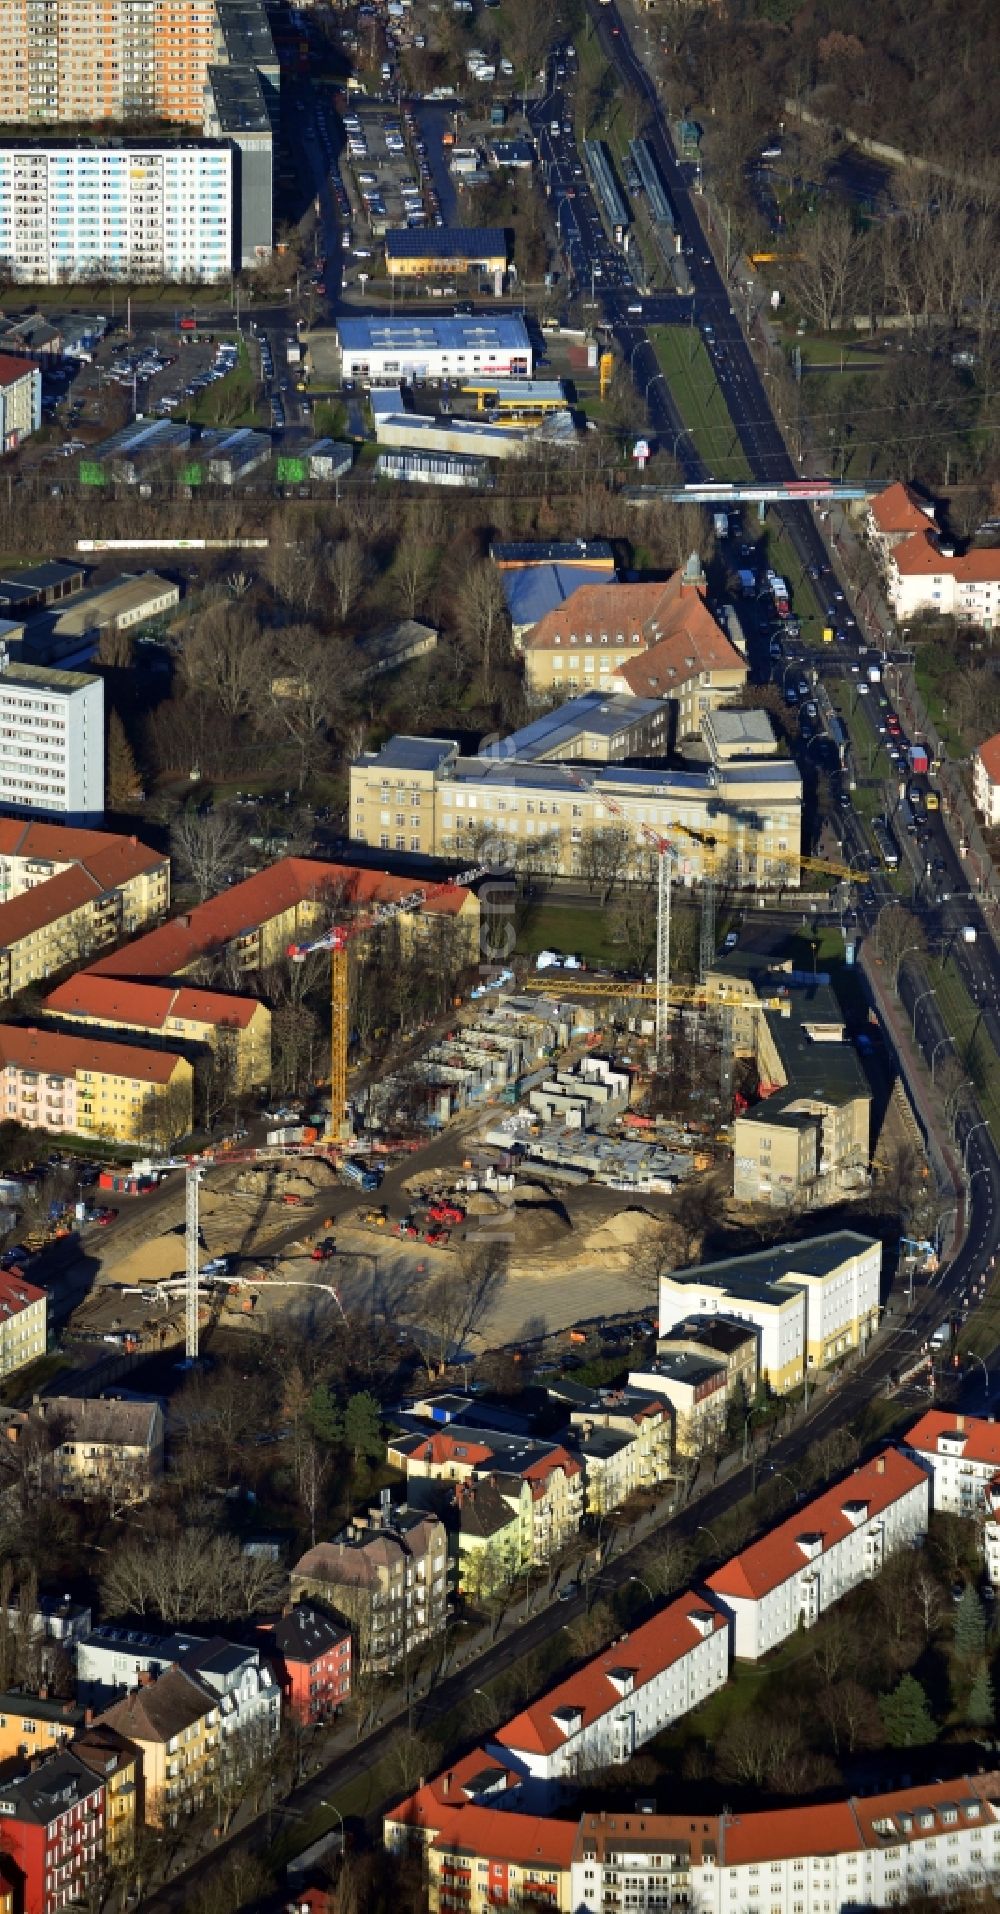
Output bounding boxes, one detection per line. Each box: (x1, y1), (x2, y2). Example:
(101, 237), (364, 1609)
(0, 141), (234, 283)
(335, 314), (533, 386)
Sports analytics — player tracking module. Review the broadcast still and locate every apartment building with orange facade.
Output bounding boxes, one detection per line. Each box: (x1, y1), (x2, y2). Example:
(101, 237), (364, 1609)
(0, 0), (218, 125)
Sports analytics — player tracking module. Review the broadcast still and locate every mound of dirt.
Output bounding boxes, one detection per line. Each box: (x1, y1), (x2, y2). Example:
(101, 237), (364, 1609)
(511, 1196), (572, 1245)
(464, 1191), (504, 1216)
(583, 1207), (662, 1252)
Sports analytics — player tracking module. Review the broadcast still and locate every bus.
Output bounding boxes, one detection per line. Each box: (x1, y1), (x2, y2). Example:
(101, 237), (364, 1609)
(872, 817), (899, 870)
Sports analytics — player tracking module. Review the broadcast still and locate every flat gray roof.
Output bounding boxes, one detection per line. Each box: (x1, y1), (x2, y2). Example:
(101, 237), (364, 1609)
(361, 737), (457, 774)
(667, 1230), (879, 1299)
(500, 691), (663, 761)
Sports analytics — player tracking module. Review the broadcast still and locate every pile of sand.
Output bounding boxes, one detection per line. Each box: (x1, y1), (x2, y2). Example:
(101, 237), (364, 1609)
(583, 1207), (661, 1253)
(464, 1191), (505, 1216)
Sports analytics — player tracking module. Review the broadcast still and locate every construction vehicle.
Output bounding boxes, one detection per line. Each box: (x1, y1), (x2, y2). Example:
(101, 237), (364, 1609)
(288, 864), (486, 1143)
(361, 1204), (388, 1226)
(428, 1200), (465, 1226)
(425, 1227), (451, 1247)
(310, 1237), (336, 1262)
(397, 1217), (419, 1239)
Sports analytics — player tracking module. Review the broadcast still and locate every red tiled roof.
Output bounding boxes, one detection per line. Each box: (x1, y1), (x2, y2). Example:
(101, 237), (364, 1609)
(976, 734), (1000, 786)
(0, 821), (161, 867)
(707, 1449), (928, 1601)
(524, 1446), (582, 1496)
(617, 617), (745, 694)
(850, 1775), (999, 1851)
(0, 843), (163, 951)
(891, 529), (1000, 581)
(869, 481), (934, 536)
(404, 1432), (495, 1470)
(497, 1590), (725, 1758)
(432, 1805), (578, 1869)
(522, 580), (666, 649)
(86, 857), (470, 984)
(0, 355), (35, 389)
(45, 974), (260, 1033)
(0, 1023), (184, 1085)
(722, 1800), (862, 1864)
(385, 1748), (520, 1834)
(906, 1409), (1000, 1467)
(0, 1269), (46, 1312)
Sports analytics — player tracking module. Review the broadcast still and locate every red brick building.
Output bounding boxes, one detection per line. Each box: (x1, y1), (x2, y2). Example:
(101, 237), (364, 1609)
(259, 1604), (351, 1725)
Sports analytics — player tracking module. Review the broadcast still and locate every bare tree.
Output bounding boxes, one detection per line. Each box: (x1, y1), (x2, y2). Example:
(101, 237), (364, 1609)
(170, 807), (243, 901)
(787, 208), (858, 331)
(875, 904), (925, 987)
(458, 560), (510, 702)
(418, 1243), (509, 1378)
(328, 536), (367, 623)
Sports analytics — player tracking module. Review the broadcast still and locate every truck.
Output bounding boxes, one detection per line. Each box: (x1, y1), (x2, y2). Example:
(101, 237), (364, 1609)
(341, 1157), (382, 1191)
(713, 512), (729, 538)
(908, 742), (929, 775)
(867, 662), (882, 684)
(962, 925), (978, 944)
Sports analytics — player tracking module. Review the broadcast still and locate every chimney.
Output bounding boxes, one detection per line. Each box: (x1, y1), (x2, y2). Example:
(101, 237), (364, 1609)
(137, 1669), (154, 1687)
(38, 1683), (48, 1701)
(957, 1413), (966, 1432)
(443, 1771), (453, 1795)
(875, 1455), (886, 1475)
(84, 1707), (93, 1726)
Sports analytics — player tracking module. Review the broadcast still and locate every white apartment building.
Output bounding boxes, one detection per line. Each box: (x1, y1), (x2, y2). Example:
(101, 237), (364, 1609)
(906, 1409), (1000, 1517)
(0, 142), (233, 283)
(882, 532), (1000, 628)
(706, 1448), (929, 1661)
(658, 1232), (882, 1395)
(495, 1590), (729, 1782)
(0, 660), (104, 824)
(569, 1780), (1000, 1914)
(0, 354), (42, 451)
(973, 733), (1000, 829)
(0, 1269), (47, 1381)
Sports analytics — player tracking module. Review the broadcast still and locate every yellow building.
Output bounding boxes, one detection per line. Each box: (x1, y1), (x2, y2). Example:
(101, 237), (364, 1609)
(0, 1691), (85, 1763)
(98, 1667), (220, 1829)
(44, 976), (271, 1093)
(383, 227), (508, 279)
(350, 737), (802, 888)
(0, 1025), (192, 1146)
(84, 855), (481, 987)
(71, 1723), (141, 1869)
(0, 822), (169, 1002)
(0, 1268), (47, 1382)
(427, 1812), (577, 1914)
(3, 1396), (165, 1503)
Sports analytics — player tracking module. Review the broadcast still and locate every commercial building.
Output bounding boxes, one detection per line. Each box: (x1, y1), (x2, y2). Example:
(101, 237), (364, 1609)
(0, 659), (104, 825)
(905, 1409), (1000, 1517)
(349, 732), (802, 887)
(0, 141), (234, 284)
(373, 402), (560, 464)
(292, 1501), (449, 1675)
(0, 1752), (106, 1914)
(1, 1395), (164, 1502)
(83, 419), (192, 485)
(0, 1268), (47, 1382)
(0, 354), (41, 450)
(376, 447), (494, 490)
(973, 732), (1000, 829)
(496, 1589), (729, 1783)
(0, 826), (169, 1000)
(658, 1232), (882, 1394)
(0, 1025), (193, 1145)
(520, 555), (747, 735)
(383, 226), (509, 279)
(13, 572), (180, 670)
(83, 855), (479, 988)
(44, 974), (270, 1091)
(256, 1604), (352, 1725)
(707, 1448), (929, 1660)
(336, 314), (532, 385)
(205, 426), (272, 485)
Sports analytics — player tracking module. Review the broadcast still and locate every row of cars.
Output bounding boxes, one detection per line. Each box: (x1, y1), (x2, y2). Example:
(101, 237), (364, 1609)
(152, 338), (240, 418)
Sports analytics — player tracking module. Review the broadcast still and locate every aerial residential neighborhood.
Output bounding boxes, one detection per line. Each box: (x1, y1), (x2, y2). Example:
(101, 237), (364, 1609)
(0, 0), (993, 1910)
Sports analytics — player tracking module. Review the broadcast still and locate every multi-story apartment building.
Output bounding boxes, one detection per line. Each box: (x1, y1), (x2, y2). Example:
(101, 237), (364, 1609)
(99, 1665), (221, 1829)
(0, 1025), (192, 1144)
(0, 354), (42, 451)
(257, 1604), (352, 1726)
(658, 1232), (881, 1394)
(0, 1751), (106, 1914)
(76, 1624), (211, 1705)
(69, 1724), (139, 1873)
(0, 1691), (85, 1764)
(0, 828), (168, 1000)
(548, 1381), (674, 1513)
(654, 1314), (759, 1405)
(84, 855), (480, 988)
(0, 1268), (47, 1382)
(627, 1352), (728, 1457)
(0, 141), (234, 284)
(44, 975), (270, 1091)
(2, 1394), (164, 1502)
(291, 1502), (449, 1676)
(867, 481), (1000, 630)
(905, 1409), (1000, 1518)
(707, 1449), (929, 1660)
(350, 736), (802, 888)
(865, 480), (937, 566)
(495, 1589), (729, 1783)
(973, 732), (1000, 829)
(0, 0), (252, 127)
(387, 1426), (585, 1559)
(0, 661), (103, 824)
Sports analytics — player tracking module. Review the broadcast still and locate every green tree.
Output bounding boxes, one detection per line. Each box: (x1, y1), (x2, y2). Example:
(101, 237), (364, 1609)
(967, 1660), (995, 1730)
(879, 1673), (936, 1748)
(305, 1385), (343, 1446)
(343, 1391), (382, 1463)
(106, 710), (139, 808)
(954, 1584), (987, 1659)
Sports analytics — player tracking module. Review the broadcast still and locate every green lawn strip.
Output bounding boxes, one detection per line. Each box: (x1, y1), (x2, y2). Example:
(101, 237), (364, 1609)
(914, 645), (967, 759)
(924, 954), (1000, 1144)
(515, 902), (624, 969)
(958, 1265), (1000, 1358)
(761, 520), (825, 639)
(176, 336), (264, 429)
(648, 326), (751, 481)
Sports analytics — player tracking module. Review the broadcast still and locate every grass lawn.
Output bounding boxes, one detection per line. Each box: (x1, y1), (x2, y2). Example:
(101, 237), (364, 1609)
(925, 953), (1000, 1145)
(958, 1265), (1000, 1358)
(914, 645), (967, 759)
(0, 1352), (73, 1405)
(648, 326), (751, 481)
(761, 520), (826, 641)
(176, 336), (264, 429)
(515, 902), (624, 969)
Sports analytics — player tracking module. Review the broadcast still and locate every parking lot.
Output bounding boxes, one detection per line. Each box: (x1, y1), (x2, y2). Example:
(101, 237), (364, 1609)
(341, 100), (442, 246)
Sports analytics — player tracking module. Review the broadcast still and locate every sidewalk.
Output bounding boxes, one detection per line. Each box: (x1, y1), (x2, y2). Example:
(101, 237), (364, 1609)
(860, 944), (965, 1255)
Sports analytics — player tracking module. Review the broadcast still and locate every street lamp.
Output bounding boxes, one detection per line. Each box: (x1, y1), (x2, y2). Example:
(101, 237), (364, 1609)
(695, 1522), (724, 1555)
(912, 985), (936, 1037)
(930, 1034), (953, 1080)
(936, 1206), (958, 1256)
(968, 1350), (990, 1395)
(627, 1573), (655, 1602)
(963, 1119), (990, 1173)
(643, 370), (666, 405)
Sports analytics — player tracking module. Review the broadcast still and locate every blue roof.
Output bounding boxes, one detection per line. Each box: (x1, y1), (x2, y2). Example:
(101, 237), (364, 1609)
(502, 563), (615, 628)
(338, 315), (530, 353)
(384, 226), (508, 260)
